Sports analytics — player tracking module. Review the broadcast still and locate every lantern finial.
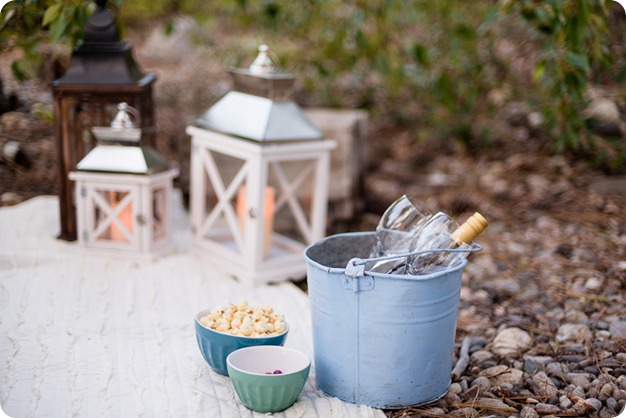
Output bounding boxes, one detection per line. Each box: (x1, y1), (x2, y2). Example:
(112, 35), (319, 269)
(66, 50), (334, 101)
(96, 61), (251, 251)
(83, 0), (119, 43)
(91, 102), (142, 145)
(248, 44), (277, 75)
(77, 102), (169, 174)
(110, 102), (141, 130)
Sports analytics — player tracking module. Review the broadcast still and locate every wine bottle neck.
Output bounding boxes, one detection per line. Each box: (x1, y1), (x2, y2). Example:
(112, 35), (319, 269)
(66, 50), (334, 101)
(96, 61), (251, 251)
(451, 212), (488, 246)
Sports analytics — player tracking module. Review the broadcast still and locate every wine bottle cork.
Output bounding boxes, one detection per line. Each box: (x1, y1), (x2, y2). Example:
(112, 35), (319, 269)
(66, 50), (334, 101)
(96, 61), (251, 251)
(451, 212), (488, 245)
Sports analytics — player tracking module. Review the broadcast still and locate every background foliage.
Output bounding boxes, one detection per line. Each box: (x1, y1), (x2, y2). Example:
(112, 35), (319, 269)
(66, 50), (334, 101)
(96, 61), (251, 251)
(1, 0), (624, 168)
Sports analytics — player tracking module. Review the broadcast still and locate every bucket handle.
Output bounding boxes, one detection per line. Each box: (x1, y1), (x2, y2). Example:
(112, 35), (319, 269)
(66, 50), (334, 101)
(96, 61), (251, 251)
(344, 242), (483, 278)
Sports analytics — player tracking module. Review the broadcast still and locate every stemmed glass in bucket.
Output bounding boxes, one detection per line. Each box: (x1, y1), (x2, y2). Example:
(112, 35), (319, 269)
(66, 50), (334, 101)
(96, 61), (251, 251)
(366, 195), (432, 274)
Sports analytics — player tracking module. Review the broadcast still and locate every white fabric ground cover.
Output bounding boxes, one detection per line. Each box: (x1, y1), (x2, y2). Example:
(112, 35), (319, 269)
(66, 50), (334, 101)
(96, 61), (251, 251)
(0, 193), (385, 418)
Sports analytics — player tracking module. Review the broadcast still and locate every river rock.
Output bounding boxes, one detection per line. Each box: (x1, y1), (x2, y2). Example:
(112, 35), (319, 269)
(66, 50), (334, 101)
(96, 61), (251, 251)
(567, 372), (592, 387)
(479, 365), (524, 386)
(471, 350), (494, 365)
(586, 397), (603, 411)
(556, 324), (593, 342)
(530, 371), (559, 397)
(535, 402), (561, 414)
(520, 406), (540, 418)
(559, 395), (573, 409)
(492, 327), (532, 356)
(609, 320), (626, 339)
(523, 355), (554, 373)
(470, 376), (492, 393)
(474, 398), (517, 413)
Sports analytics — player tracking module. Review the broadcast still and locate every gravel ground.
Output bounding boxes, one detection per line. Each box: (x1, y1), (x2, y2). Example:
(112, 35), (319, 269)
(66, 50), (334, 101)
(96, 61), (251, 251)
(358, 130), (626, 417)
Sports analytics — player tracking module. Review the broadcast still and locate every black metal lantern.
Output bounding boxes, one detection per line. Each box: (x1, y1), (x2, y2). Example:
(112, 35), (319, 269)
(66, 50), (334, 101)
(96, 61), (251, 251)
(51, 0), (157, 241)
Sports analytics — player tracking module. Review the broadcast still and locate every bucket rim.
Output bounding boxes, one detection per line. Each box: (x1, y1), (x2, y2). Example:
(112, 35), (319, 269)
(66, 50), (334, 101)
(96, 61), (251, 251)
(304, 231), (470, 281)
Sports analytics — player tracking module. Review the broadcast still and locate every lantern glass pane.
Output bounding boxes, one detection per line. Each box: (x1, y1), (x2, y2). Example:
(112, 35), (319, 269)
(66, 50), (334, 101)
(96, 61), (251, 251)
(93, 189), (134, 243)
(268, 159), (315, 244)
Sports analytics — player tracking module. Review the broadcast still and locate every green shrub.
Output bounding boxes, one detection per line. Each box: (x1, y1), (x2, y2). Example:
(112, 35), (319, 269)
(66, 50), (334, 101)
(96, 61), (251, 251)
(502, 0), (615, 154)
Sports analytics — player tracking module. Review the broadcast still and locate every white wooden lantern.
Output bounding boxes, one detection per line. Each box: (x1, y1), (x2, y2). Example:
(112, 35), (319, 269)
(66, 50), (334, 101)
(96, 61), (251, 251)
(69, 103), (179, 257)
(187, 45), (336, 284)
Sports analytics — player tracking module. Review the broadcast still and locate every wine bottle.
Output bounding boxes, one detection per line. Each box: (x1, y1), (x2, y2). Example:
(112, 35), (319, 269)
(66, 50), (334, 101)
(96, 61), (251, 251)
(406, 212), (487, 275)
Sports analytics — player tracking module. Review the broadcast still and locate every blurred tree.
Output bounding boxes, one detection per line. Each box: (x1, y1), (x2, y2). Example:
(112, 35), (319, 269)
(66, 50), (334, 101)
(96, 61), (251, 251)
(0, 0), (123, 80)
(0, 0), (622, 163)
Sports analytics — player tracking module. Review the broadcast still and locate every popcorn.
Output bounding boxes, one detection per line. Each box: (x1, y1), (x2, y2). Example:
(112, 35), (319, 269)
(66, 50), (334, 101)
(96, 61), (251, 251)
(200, 301), (287, 337)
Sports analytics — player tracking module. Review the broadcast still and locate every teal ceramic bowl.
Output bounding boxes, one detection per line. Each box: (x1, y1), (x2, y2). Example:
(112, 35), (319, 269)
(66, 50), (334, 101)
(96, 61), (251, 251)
(194, 308), (289, 376)
(227, 345), (311, 413)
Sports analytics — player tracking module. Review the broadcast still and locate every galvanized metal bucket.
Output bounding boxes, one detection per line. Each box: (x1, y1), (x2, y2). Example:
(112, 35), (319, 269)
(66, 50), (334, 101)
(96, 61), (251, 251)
(304, 232), (482, 409)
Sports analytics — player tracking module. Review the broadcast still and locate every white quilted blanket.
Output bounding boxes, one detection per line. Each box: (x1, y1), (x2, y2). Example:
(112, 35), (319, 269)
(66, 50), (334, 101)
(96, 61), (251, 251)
(0, 193), (385, 418)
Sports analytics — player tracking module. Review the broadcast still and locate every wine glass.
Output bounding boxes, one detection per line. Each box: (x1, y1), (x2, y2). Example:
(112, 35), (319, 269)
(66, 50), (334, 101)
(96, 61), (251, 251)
(366, 195), (432, 274)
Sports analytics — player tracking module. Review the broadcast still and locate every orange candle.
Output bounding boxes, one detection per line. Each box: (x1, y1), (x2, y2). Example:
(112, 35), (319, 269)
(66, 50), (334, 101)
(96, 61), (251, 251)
(237, 186), (275, 256)
(108, 191), (133, 242)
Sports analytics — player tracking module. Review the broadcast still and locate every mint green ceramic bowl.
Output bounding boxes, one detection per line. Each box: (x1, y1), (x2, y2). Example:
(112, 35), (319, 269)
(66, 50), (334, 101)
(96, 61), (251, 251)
(226, 345), (310, 413)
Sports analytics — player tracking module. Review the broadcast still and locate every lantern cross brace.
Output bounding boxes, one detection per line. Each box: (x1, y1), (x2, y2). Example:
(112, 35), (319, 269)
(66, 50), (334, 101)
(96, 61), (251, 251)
(198, 147), (246, 251)
(271, 160), (316, 244)
(90, 189), (134, 241)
